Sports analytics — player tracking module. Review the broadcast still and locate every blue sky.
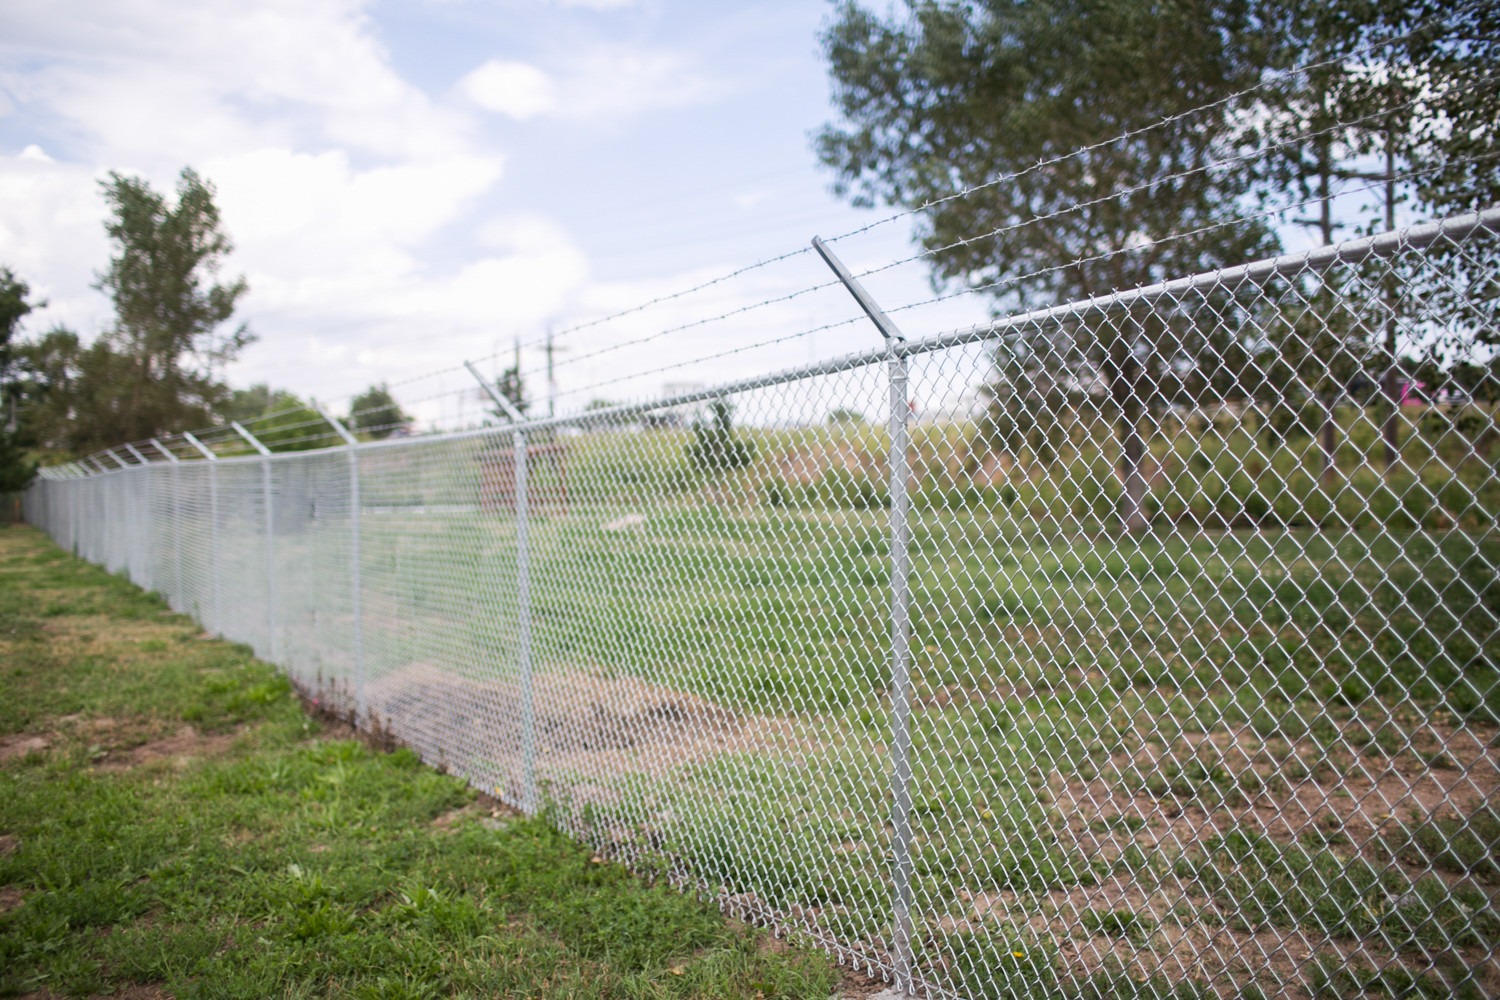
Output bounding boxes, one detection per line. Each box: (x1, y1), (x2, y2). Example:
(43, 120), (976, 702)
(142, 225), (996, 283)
(0, 0), (990, 428)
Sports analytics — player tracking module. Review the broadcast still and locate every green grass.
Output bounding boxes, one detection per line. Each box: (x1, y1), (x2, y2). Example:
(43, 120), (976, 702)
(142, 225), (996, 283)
(298, 418), (1498, 997)
(1179, 829), (1498, 951)
(1398, 805), (1500, 881)
(24, 403), (1500, 998)
(0, 525), (842, 999)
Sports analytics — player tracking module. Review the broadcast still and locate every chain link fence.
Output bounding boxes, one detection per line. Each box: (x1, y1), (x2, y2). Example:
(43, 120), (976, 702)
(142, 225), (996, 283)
(24, 208), (1500, 998)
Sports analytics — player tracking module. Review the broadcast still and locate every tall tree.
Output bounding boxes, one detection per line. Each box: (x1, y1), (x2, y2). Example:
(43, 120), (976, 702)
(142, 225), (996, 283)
(93, 167), (252, 443)
(348, 383), (410, 439)
(1248, 0), (1500, 472)
(0, 267), (38, 490)
(14, 331), (146, 457)
(818, 0), (1279, 530)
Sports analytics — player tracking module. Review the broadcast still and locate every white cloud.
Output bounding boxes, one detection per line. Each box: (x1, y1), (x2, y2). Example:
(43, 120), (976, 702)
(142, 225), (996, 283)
(560, 46), (724, 117)
(0, 0), (838, 422)
(0, 0), (568, 406)
(204, 148), (504, 268)
(459, 44), (726, 121)
(459, 60), (558, 120)
(0, 150), (113, 338)
(3, 0), (473, 163)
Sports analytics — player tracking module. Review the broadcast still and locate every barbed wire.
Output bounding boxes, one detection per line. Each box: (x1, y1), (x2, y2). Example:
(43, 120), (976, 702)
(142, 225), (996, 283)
(857, 70), (1500, 285)
(814, 0), (1485, 251)
(548, 314), (872, 409)
(237, 402), (316, 429)
(514, 73), (1478, 399)
(873, 149), (1500, 325)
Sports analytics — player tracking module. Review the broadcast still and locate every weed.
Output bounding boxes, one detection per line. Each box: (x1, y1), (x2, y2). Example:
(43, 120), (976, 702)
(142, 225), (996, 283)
(1397, 806), (1500, 881)
(1079, 907), (1156, 944)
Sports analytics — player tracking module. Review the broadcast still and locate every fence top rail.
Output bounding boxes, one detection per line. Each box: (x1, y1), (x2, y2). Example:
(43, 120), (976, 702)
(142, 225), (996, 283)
(28, 204), (1498, 480)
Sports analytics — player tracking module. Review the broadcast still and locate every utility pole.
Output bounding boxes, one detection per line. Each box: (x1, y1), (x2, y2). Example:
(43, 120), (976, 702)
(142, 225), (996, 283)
(543, 327), (568, 419)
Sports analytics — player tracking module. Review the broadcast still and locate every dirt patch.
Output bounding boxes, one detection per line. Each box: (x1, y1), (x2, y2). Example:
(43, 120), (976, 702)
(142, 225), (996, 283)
(0, 885), (24, 914)
(354, 661), (802, 805)
(31, 613), (195, 651)
(0, 734), (50, 762)
(0, 833), (18, 857)
(19, 987), (172, 1000)
(431, 793), (514, 831)
(1053, 719), (1500, 859)
(95, 724), (243, 771)
(533, 667), (754, 779)
(1035, 717), (1500, 997)
(837, 966), (899, 998)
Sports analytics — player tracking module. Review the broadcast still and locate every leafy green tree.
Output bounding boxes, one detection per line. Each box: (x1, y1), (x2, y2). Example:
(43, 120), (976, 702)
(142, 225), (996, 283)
(0, 267), (37, 490)
(348, 383), (410, 439)
(92, 167), (252, 443)
(220, 383), (276, 425)
(11, 330), (145, 457)
(818, 0), (1279, 530)
(220, 384), (327, 452)
(1248, 0), (1500, 471)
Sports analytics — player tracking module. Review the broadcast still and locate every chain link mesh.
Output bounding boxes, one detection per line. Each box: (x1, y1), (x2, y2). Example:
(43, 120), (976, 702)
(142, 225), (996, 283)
(23, 211), (1500, 998)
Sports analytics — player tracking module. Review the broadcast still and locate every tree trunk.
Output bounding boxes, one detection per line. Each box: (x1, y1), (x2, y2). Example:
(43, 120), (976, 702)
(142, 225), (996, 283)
(1381, 370), (1401, 470)
(1380, 130), (1401, 472)
(1320, 396), (1337, 486)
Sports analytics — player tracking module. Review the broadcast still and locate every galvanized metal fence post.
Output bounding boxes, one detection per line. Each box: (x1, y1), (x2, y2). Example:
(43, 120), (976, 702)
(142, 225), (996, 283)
(183, 433), (221, 636)
(232, 422), (278, 663)
(465, 360), (538, 814)
(122, 444), (153, 591)
(151, 440), (183, 609)
(812, 237), (916, 994)
(317, 405), (365, 725)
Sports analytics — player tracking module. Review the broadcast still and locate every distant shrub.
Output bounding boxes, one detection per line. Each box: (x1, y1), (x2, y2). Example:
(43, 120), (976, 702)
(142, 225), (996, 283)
(685, 400), (755, 474)
(817, 465), (888, 510)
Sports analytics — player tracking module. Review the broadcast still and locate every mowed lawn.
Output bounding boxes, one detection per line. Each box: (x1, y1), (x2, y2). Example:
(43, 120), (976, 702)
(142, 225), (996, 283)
(0, 525), (845, 1000)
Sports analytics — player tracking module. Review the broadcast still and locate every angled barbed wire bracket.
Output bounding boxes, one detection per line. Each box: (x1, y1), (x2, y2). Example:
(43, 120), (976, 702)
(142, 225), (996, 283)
(464, 359), (526, 422)
(812, 236), (907, 348)
(230, 421), (273, 457)
(182, 432), (217, 461)
(312, 401), (359, 447)
(149, 439), (180, 463)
